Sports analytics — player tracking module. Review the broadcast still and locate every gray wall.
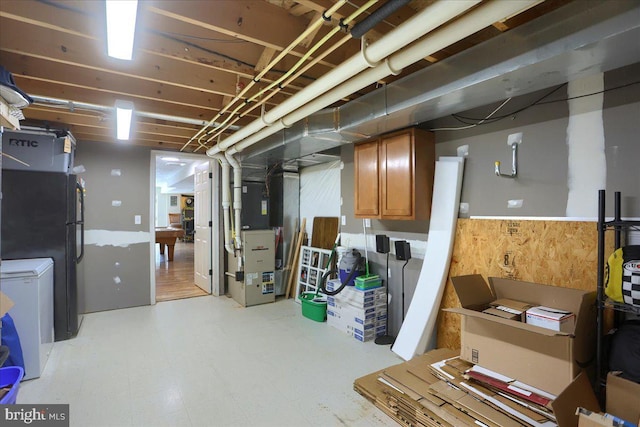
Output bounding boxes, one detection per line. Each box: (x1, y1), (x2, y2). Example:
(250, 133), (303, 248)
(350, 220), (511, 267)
(340, 64), (640, 336)
(75, 141), (152, 313)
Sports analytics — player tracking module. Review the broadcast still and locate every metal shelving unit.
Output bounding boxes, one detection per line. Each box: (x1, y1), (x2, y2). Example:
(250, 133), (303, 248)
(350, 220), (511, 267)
(595, 190), (640, 392)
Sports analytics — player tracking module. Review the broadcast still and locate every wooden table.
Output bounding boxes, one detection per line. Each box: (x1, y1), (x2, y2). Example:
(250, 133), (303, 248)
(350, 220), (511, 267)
(155, 227), (185, 261)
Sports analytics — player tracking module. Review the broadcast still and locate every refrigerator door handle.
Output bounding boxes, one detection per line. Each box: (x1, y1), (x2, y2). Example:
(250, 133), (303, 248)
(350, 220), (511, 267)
(76, 181), (85, 263)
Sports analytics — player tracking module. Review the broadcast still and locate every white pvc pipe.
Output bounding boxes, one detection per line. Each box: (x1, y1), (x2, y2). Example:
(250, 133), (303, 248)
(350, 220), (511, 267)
(211, 153), (235, 254)
(225, 152), (243, 251)
(207, 0), (480, 156)
(30, 95), (239, 129)
(228, 0), (539, 154)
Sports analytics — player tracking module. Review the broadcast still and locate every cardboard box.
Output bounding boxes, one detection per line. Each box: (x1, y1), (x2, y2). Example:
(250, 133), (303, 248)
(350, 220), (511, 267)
(526, 306), (576, 332)
(576, 408), (620, 427)
(0, 292), (15, 317)
(606, 372), (640, 424)
(484, 298), (532, 321)
(446, 275), (596, 395)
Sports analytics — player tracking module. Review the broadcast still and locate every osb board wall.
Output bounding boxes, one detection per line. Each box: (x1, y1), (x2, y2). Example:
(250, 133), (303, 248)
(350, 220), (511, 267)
(436, 218), (613, 350)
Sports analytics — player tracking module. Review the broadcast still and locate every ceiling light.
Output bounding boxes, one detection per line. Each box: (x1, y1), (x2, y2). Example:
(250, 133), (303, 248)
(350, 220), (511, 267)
(115, 100), (134, 140)
(161, 157), (180, 162)
(106, 0), (138, 60)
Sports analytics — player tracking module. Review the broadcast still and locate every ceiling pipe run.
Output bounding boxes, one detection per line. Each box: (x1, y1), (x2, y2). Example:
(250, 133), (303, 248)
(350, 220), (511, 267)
(350, 0), (411, 39)
(206, 0), (482, 157)
(29, 95), (240, 130)
(226, 0), (541, 156)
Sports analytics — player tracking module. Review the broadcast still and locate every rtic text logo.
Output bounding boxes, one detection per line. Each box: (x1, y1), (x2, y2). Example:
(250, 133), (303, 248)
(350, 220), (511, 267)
(8, 138), (39, 148)
(624, 261), (640, 272)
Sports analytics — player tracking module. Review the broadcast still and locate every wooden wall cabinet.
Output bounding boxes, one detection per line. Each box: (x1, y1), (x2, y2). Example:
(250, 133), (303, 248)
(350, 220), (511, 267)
(354, 127), (435, 220)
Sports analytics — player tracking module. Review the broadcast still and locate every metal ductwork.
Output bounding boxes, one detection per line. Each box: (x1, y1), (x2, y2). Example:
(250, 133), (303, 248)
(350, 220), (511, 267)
(238, 0), (640, 167)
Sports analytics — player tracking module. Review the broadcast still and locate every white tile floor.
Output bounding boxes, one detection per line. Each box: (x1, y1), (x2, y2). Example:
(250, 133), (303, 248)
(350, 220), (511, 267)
(18, 295), (401, 427)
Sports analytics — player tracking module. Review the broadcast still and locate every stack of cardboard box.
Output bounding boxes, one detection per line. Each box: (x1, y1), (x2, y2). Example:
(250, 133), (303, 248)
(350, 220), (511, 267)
(355, 275), (640, 426)
(326, 279), (387, 342)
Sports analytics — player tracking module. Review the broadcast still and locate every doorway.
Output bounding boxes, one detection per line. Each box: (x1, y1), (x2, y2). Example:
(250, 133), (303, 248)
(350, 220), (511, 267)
(149, 151), (218, 303)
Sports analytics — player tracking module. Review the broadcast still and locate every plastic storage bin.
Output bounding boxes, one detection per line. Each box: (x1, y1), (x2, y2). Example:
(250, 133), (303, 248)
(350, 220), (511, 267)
(0, 366), (25, 404)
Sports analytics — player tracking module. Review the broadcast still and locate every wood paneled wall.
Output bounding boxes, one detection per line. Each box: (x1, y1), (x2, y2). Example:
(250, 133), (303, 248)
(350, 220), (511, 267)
(436, 218), (613, 350)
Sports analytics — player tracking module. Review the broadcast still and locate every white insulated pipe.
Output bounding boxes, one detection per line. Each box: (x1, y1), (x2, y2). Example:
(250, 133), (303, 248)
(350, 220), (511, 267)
(225, 152), (243, 251)
(211, 153), (235, 254)
(207, 0), (480, 156)
(227, 0), (540, 155)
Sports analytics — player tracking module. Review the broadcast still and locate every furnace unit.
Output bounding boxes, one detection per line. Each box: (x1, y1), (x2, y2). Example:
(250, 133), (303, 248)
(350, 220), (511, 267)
(230, 230), (275, 307)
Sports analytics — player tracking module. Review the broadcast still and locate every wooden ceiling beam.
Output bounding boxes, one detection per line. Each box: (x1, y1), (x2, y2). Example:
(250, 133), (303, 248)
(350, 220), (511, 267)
(145, 1), (347, 69)
(0, 0), (100, 38)
(0, 51), (226, 112)
(0, 19), (240, 97)
(146, 1), (311, 52)
(74, 133), (187, 149)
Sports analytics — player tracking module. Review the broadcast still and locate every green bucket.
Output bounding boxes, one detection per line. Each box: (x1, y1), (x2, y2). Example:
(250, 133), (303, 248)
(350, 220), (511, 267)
(300, 292), (327, 322)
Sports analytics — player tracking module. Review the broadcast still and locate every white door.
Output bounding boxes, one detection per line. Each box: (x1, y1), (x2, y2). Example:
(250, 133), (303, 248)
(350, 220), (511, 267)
(194, 162), (212, 293)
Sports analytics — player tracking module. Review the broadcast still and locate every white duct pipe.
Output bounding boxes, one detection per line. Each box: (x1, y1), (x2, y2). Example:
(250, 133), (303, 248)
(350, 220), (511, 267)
(30, 95), (240, 129)
(227, 0), (540, 154)
(225, 151), (243, 252)
(207, 0), (480, 156)
(211, 153), (235, 254)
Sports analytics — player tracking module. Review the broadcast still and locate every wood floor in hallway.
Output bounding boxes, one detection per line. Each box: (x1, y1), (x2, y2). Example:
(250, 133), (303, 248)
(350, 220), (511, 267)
(155, 241), (207, 302)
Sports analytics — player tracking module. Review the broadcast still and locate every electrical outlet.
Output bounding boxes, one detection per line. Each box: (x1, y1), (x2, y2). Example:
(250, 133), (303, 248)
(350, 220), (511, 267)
(341, 215), (346, 226)
(134, 215), (141, 224)
(364, 218), (371, 227)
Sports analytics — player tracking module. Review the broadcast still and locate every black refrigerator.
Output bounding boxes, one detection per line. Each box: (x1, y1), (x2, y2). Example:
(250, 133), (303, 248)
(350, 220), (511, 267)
(1, 169), (84, 341)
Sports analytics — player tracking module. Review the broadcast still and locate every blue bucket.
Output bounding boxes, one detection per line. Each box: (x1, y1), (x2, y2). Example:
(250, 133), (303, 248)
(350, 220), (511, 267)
(0, 366), (24, 404)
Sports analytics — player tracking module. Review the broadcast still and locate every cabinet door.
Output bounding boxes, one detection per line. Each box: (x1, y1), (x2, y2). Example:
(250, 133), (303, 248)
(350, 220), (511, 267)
(380, 131), (414, 219)
(354, 140), (380, 218)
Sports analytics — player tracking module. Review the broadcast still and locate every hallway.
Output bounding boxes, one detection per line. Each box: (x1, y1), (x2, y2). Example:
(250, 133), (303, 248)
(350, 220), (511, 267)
(155, 241), (207, 302)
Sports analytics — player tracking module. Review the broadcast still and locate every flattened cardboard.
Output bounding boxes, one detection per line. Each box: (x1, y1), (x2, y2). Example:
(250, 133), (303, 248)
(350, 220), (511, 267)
(0, 292), (14, 317)
(606, 372), (640, 424)
(447, 275), (596, 395)
(491, 298), (532, 312)
(483, 307), (521, 320)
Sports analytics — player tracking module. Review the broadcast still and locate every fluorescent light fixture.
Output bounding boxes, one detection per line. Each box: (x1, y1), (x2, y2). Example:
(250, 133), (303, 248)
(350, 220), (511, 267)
(161, 157), (180, 162)
(115, 100), (134, 140)
(106, 0), (138, 60)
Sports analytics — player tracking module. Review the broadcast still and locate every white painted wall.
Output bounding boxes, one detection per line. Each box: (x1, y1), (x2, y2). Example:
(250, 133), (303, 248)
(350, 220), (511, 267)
(566, 73), (606, 217)
(299, 160), (341, 238)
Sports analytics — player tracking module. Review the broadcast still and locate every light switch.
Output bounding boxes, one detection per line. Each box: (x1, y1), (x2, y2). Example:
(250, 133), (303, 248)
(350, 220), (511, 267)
(134, 215), (141, 224)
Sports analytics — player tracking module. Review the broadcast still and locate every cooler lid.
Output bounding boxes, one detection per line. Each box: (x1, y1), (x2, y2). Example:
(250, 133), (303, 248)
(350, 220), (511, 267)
(0, 258), (54, 278)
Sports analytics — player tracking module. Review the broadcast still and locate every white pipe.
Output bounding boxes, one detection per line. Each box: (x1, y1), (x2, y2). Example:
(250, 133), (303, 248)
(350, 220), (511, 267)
(30, 95), (240, 129)
(207, 0), (480, 156)
(211, 153), (235, 254)
(228, 0), (539, 154)
(225, 151), (243, 251)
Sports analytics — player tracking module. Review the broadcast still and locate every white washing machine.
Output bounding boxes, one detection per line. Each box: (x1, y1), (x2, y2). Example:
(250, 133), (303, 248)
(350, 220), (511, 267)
(1, 258), (55, 380)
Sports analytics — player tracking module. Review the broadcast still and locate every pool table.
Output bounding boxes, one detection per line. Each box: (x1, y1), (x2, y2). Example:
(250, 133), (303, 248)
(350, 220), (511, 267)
(155, 227), (185, 261)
